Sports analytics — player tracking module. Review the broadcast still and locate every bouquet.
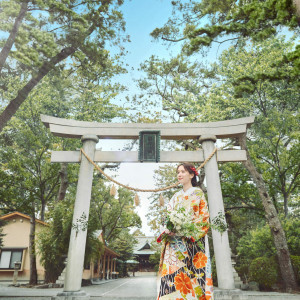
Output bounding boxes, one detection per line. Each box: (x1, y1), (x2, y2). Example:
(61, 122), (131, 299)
(157, 206), (208, 243)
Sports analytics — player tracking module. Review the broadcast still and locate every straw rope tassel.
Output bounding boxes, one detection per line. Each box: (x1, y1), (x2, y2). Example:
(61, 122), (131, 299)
(134, 194), (140, 206)
(110, 184), (117, 196)
(159, 194), (164, 206)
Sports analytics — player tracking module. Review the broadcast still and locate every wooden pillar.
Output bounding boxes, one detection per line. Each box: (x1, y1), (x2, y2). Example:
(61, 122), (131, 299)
(114, 258), (117, 279)
(90, 261), (93, 280)
(110, 257), (114, 279)
(106, 255), (110, 279)
(97, 257), (101, 279)
(102, 254), (106, 280)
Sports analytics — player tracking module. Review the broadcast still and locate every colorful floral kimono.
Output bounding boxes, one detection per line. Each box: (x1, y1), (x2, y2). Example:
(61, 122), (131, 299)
(157, 187), (214, 300)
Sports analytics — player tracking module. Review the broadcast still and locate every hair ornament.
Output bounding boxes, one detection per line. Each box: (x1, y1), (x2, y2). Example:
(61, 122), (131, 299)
(190, 167), (199, 176)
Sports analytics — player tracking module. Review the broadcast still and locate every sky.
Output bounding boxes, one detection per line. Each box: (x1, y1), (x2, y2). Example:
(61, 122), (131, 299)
(100, 0), (181, 236)
(96, 0), (231, 236)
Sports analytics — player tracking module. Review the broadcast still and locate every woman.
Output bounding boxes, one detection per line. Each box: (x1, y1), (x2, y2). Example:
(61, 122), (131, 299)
(157, 163), (214, 300)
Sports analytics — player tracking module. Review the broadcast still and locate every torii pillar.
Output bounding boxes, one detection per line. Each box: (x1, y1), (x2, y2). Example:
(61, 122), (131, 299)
(57, 135), (98, 299)
(200, 135), (234, 289)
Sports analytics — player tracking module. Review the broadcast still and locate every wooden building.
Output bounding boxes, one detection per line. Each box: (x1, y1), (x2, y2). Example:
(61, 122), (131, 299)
(133, 236), (156, 273)
(0, 212), (47, 282)
(0, 212), (119, 283)
(82, 230), (119, 281)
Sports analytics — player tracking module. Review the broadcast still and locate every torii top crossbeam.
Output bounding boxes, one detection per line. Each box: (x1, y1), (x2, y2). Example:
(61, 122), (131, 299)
(41, 115), (255, 164)
(41, 115), (254, 140)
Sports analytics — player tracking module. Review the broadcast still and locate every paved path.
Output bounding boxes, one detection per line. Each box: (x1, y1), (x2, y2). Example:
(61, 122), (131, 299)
(0, 276), (299, 300)
(0, 276), (157, 300)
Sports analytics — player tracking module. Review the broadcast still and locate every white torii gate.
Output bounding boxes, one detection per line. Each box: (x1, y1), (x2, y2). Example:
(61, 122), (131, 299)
(41, 114), (254, 300)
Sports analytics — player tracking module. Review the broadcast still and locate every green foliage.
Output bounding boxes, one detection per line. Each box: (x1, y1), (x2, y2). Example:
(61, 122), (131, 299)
(211, 256), (217, 285)
(38, 202), (73, 282)
(290, 256), (300, 283)
(281, 218), (300, 256)
(0, 0), (127, 130)
(149, 250), (161, 272)
(237, 224), (276, 261)
(151, 0), (300, 80)
(237, 218), (300, 261)
(109, 229), (138, 277)
(0, 218), (6, 248)
(38, 200), (104, 283)
(0, 94), (62, 217)
(235, 218), (300, 284)
(90, 181), (141, 243)
(146, 165), (180, 235)
(249, 256), (279, 289)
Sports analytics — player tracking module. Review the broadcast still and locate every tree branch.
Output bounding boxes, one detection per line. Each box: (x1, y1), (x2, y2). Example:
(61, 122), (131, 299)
(161, 36), (187, 42)
(0, 1), (28, 74)
(0, 46), (77, 132)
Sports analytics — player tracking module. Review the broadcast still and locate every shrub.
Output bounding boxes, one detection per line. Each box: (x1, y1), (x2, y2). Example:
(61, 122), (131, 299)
(235, 262), (250, 283)
(249, 256), (279, 289)
(149, 251), (161, 272)
(211, 256), (217, 286)
(291, 255), (300, 284)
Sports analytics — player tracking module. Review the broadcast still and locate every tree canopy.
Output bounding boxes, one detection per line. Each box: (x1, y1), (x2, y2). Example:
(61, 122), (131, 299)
(0, 0), (127, 131)
(151, 0), (300, 83)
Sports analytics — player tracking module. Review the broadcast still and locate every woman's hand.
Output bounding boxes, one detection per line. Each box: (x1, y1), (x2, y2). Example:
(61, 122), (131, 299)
(165, 229), (176, 236)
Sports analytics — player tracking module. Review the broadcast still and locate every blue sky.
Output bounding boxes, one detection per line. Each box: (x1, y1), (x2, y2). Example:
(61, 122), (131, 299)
(121, 0), (179, 70)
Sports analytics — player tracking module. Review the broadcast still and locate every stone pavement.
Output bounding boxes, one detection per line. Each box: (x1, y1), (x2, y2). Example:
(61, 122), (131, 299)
(0, 276), (299, 300)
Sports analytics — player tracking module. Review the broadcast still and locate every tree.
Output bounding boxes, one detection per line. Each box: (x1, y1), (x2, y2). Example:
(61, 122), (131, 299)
(146, 165), (180, 235)
(90, 180), (142, 243)
(0, 64), (128, 284)
(136, 36), (299, 291)
(151, 0), (300, 81)
(108, 229), (138, 277)
(0, 0), (127, 132)
(0, 218), (5, 248)
(38, 198), (105, 283)
(236, 217), (300, 285)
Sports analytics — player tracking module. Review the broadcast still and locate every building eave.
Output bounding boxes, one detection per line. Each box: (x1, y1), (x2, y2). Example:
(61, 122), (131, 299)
(0, 211), (48, 226)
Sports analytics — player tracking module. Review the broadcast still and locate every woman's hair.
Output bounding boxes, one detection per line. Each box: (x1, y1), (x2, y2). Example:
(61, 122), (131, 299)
(176, 163), (198, 187)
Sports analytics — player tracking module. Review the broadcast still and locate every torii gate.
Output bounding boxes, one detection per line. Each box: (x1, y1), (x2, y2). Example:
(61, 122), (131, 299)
(41, 114), (254, 299)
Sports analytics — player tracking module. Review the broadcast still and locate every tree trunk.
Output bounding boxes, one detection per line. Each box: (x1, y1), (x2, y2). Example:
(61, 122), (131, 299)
(40, 195), (46, 222)
(0, 46), (76, 132)
(293, 0), (300, 20)
(283, 192), (289, 218)
(29, 205), (37, 285)
(0, 1), (28, 73)
(56, 163), (68, 201)
(239, 134), (298, 292)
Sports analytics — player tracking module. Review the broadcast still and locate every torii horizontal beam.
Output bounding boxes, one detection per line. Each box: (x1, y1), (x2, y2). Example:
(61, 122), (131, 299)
(51, 149), (246, 163)
(41, 114), (255, 140)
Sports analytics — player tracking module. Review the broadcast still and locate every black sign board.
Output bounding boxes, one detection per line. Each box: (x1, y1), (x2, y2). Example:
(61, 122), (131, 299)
(139, 131), (160, 162)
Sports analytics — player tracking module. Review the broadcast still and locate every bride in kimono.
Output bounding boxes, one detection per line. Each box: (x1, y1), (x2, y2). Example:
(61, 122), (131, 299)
(157, 163), (214, 300)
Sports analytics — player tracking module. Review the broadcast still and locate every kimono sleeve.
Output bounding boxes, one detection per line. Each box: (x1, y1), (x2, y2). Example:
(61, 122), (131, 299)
(167, 192), (177, 212)
(192, 189), (210, 240)
(157, 192), (177, 242)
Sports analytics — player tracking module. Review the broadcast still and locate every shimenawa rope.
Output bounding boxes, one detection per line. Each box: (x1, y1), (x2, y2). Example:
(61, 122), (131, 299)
(80, 147), (217, 193)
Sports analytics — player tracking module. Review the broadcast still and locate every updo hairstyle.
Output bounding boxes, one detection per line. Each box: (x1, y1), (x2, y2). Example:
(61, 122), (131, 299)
(176, 163), (198, 187)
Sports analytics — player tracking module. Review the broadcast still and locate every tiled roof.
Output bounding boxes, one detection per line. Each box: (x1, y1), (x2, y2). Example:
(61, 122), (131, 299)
(133, 236), (156, 255)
